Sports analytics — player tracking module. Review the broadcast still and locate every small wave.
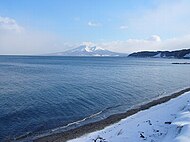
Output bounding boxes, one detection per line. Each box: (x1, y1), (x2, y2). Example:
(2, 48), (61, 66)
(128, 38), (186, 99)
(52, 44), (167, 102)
(51, 110), (103, 132)
(14, 105), (123, 141)
(102, 104), (122, 113)
(51, 104), (122, 132)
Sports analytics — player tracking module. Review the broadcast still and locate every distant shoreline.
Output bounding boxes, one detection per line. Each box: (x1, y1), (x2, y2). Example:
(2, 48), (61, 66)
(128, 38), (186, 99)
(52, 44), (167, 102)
(172, 62), (190, 64)
(28, 87), (190, 142)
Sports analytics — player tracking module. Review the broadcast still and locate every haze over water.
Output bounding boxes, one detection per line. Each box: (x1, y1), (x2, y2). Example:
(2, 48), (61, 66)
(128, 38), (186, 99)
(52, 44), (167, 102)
(0, 56), (190, 140)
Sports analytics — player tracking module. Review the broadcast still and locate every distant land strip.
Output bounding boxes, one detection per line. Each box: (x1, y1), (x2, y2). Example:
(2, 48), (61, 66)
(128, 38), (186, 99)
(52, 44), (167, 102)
(128, 48), (190, 59)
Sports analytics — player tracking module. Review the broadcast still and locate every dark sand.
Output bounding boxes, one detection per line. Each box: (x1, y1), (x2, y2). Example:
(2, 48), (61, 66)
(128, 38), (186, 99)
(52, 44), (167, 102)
(23, 87), (190, 142)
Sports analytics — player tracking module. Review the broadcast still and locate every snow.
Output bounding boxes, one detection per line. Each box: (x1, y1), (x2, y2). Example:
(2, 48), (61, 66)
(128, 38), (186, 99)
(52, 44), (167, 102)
(84, 46), (105, 52)
(79, 42), (105, 53)
(68, 91), (190, 142)
(184, 53), (190, 58)
(153, 53), (161, 58)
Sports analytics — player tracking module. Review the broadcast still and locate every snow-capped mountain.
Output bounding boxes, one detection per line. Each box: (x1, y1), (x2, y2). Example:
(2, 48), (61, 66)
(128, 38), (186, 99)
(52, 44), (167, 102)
(48, 45), (127, 56)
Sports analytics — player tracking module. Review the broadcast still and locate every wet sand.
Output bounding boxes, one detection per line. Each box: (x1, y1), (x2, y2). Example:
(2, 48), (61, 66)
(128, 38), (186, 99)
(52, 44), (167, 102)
(32, 87), (190, 142)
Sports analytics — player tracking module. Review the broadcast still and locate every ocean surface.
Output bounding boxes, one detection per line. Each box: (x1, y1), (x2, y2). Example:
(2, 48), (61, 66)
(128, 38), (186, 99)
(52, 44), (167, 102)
(0, 56), (190, 141)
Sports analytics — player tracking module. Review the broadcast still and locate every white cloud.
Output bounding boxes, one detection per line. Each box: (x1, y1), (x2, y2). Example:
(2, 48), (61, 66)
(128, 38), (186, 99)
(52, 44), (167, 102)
(81, 41), (95, 47)
(0, 16), (24, 32)
(148, 35), (161, 42)
(125, 0), (190, 36)
(97, 35), (190, 53)
(120, 25), (128, 30)
(0, 16), (70, 55)
(88, 21), (101, 27)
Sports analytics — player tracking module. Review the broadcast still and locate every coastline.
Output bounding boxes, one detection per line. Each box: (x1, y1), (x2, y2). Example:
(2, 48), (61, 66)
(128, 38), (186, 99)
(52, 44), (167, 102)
(30, 87), (190, 142)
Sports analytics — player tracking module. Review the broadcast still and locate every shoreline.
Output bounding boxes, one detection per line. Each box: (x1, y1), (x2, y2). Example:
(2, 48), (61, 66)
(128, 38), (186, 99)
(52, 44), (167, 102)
(30, 87), (190, 142)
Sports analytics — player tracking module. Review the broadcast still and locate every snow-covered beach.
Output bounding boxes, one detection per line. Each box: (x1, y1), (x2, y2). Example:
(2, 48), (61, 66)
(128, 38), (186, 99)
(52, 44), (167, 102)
(32, 88), (190, 142)
(68, 90), (190, 142)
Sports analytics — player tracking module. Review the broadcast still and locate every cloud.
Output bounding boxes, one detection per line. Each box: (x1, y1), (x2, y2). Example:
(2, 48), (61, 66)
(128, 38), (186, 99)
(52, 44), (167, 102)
(88, 21), (101, 27)
(0, 16), (24, 32)
(0, 16), (70, 55)
(124, 0), (190, 36)
(81, 41), (95, 47)
(120, 25), (128, 30)
(148, 35), (161, 42)
(97, 35), (190, 53)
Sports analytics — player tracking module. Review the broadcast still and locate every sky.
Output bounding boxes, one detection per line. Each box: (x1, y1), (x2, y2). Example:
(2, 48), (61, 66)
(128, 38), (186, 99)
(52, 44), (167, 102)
(0, 0), (190, 55)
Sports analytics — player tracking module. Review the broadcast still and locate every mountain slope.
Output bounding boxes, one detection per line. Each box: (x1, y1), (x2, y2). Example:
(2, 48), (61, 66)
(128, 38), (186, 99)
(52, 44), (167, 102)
(128, 49), (190, 59)
(48, 45), (127, 56)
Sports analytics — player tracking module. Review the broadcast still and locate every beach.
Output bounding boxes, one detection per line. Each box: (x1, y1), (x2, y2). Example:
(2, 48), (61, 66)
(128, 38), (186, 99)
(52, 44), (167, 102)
(31, 87), (190, 142)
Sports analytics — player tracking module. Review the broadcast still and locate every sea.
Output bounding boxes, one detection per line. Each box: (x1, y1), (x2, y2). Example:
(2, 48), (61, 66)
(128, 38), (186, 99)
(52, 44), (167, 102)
(0, 56), (190, 141)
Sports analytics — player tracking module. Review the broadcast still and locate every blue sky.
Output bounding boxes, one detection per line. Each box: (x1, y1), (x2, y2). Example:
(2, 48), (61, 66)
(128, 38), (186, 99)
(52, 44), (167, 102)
(0, 0), (190, 54)
(0, 0), (156, 41)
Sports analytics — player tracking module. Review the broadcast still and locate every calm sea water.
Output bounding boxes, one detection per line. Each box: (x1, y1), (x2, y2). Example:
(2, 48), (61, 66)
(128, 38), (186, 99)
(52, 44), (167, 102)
(0, 56), (190, 140)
